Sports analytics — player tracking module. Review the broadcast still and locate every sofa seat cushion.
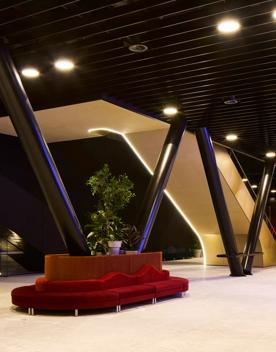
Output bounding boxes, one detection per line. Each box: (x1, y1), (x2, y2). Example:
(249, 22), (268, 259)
(109, 284), (155, 306)
(136, 264), (169, 284)
(169, 277), (189, 291)
(109, 284), (154, 299)
(12, 285), (119, 310)
(144, 277), (189, 298)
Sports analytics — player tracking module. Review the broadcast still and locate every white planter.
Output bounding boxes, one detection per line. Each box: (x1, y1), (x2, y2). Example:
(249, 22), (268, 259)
(125, 250), (138, 255)
(108, 241), (122, 255)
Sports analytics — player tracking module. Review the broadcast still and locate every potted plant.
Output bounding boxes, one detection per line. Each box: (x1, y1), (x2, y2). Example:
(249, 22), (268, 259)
(121, 225), (142, 254)
(86, 164), (135, 255)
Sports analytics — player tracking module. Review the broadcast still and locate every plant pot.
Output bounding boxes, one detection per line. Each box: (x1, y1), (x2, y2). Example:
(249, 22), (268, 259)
(125, 250), (138, 255)
(96, 252), (103, 256)
(108, 241), (122, 255)
(193, 249), (202, 258)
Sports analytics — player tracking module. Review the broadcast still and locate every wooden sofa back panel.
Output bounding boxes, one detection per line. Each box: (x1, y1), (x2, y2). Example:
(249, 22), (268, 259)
(45, 252), (162, 280)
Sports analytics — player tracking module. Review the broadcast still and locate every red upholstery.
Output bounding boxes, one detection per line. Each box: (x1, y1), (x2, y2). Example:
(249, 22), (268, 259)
(35, 277), (103, 292)
(144, 278), (189, 298)
(101, 272), (137, 289)
(12, 285), (119, 310)
(109, 284), (154, 305)
(11, 265), (189, 313)
(136, 264), (169, 284)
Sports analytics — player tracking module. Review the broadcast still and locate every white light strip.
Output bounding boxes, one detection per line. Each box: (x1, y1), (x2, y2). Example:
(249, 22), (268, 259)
(87, 127), (206, 265)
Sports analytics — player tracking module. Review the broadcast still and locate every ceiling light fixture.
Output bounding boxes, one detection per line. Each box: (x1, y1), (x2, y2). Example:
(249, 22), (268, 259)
(226, 134), (238, 141)
(266, 151), (276, 158)
(21, 67), (40, 78)
(271, 189), (276, 193)
(163, 106), (178, 116)
(242, 178), (248, 182)
(272, 9), (276, 20)
(217, 18), (241, 34)
(251, 184), (258, 189)
(54, 59), (75, 71)
(128, 43), (148, 53)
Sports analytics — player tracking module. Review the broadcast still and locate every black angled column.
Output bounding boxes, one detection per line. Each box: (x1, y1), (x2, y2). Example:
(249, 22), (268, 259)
(196, 127), (244, 276)
(0, 45), (89, 256)
(242, 160), (275, 274)
(138, 115), (187, 252)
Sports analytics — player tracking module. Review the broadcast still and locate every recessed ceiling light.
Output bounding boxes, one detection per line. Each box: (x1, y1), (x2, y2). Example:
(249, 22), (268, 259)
(217, 19), (241, 34)
(266, 151), (276, 158)
(242, 178), (248, 182)
(54, 59), (75, 71)
(271, 189), (276, 193)
(21, 67), (40, 78)
(226, 134), (238, 141)
(251, 184), (258, 189)
(128, 43), (148, 53)
(272, 9), (276, 20)
(163, 106), (178, 116)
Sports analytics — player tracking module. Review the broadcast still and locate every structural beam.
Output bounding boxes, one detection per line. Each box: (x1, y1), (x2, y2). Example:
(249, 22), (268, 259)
(0, 46), (89, 256)
(138, 115), (187, 252)
(196, 128), (244, 276)
(242, 160), (275, 274)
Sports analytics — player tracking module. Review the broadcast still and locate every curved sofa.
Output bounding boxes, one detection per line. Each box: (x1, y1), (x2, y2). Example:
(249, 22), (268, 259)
(11, 264), (189, 316)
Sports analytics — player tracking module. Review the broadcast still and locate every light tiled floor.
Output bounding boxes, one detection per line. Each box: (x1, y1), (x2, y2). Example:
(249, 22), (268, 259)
(1, 261), (276, 352)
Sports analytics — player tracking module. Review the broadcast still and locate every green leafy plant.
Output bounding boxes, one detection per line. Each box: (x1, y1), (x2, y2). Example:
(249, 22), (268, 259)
(121, 225), (142, 251)
(85, 164), (135, 254)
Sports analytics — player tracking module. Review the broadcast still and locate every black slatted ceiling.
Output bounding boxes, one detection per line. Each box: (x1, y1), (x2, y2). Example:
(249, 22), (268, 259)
(0, 0), (276, 173)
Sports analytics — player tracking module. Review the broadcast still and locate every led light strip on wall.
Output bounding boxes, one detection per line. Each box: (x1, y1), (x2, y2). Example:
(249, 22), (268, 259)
(87, 127), (207, 265)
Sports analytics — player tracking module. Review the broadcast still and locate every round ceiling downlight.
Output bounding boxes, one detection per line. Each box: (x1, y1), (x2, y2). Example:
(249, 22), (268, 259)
(217, 19), (241, 34)
(128, 44), (148, 53)
(266, 151), (276, 158)
(163, 106), (178, 116)
(54, 59), (75, 71)
(21, 67), (40, 78)
(226, 134), (238, 141)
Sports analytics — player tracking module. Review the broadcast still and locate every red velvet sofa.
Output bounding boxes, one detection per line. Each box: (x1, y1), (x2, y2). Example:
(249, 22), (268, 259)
(11, 264), (189, 316)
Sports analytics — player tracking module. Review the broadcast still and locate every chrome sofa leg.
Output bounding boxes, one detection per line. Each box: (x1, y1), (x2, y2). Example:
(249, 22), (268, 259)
(28, 308), (31, 315)
(74, 309), (78, 317)
(152, 298), (157, 304)
(30, 308), (34, 316)
(116, 305), (121, 313)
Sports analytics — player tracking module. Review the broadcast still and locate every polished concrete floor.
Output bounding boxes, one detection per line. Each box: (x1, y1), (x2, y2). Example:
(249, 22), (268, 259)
(1, 261), (276, 352)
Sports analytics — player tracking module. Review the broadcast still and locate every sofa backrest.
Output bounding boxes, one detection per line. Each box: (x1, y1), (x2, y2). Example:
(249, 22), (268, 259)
(35, 264), (169, 292)
(35, 277), (103, 292)
(101, 272), (137, 289)
(136, 264), (170, 284)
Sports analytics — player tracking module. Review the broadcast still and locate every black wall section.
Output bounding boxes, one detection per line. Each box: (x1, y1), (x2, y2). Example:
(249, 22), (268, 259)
(0, 132), (197, 258)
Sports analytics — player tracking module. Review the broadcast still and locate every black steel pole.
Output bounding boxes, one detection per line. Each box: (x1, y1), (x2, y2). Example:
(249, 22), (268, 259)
(196, 128), (244, 276)
(0, 46), (89, 256)
(242, 160), (275, 274)
(138, 115), (187, 252)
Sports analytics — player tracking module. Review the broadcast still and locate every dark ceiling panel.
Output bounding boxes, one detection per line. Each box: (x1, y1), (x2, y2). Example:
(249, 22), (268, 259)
(0, 0), (276, 172)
